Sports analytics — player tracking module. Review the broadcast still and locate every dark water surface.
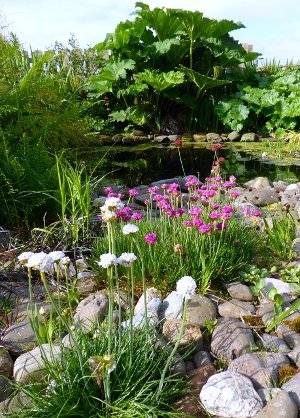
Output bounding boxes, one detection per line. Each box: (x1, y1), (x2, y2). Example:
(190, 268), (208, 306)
(71, 143), (300, 186)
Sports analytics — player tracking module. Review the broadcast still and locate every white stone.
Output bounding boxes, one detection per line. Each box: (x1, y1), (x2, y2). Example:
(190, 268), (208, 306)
(200, 371), (263, 417)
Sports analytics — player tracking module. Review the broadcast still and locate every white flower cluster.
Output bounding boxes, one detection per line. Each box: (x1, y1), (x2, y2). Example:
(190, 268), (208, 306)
(100, 197), (124, 223)
(26, 252), (55, 274)
(122, 223), (139, 235)
(97, 252), (137, 268)
(18, 250), (76, 277)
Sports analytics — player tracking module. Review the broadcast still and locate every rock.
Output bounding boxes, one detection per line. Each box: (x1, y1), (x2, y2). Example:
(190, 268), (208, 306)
(228, 352), (290, 389)
(150, 177), (186, 190)
(261, 277), (298, 297)
(0, 348), (13, 378)
(227, 283), (254, 301)
(93, 196), (106, 207)
(273, 181), (288, 193)
(238, 187), (279, 207)
(288, 345), (300, 367)
(292, 238), (300, 256)
(114, 290), (130, 310)
(162, 319), (202, 348)
(0, 227), (10, 247)
(211, 318), (255, 362)
(193, 133), (206, 142)
(206, 132), (221, 142)
(159, 291), (183, 320)
(244, 177), (272, 190)
(13, 344), (62, 383)
(281, 372), (300, 408)
(257, 387), (282, 403)
(0, 391), (32, 414)
(76, 272), (99, 297)
(10, 301), (52, 323)
(280, 184), (300, 212)
(0, 376), (12, 402)
(152, 135), (171, 144)
(192, 350), (213, 367)
(73, 291), (108, 332)
(2, 320), (36, 354)
(254, 390), (297, 418)
(175, 364), (216, 417)
(277, 325), (300, 349)
(200, 371), (263, 417)
(228, 131), (241, 141)
(218, 299), (255, 318)
(171, 353), (186, 376)
(134, 287), (161, 315)
(186, 295), (217, 327)
(61, 333), (75, 349)
(241, 132), (258, 142)
(260, 333), (290, 354)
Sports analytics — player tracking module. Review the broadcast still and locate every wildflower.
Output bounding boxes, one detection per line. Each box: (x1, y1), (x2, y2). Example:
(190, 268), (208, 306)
(144, 232), (157, 245)
(97, 253), (117, 269)
(117, 252), (137, 267)
(131, 211), (143, 222)
(27, 252), (54, 273)
(17, 251), (34, 265)
(49, 251), (65, 262)
(198, 223), (213, 234)
(185, 175), (200, 188)
(102, 196), (124, 211)
(148, 186), (159, 195)
(209, 210), (221, 220)
(223, 180), (235, 189)
(59, 256), (71, 266)
(122, 223), (139, 235)
(116, 206), (132, 221)
(39, 307), (46, 315)
(128, 188), (139, 198)
(216, 222), (227, 231)
(174, 244), (184, 254)
(104, 186), (113, 196)
(217, 157), (225, 165)
(189, 207), (202, 217)
(222, 204), (233, 214)
(182, 220), (193, 228)
(211, 143), (222, 152)
(230, 190), (241, 199)
(101, 209), (117, 223)
(174, 137), (182, 147)
(229, 175), (236, 183)
(176, 276), (197, 298)
(192, 218), (203, 227)
(166, 182), (180, 194)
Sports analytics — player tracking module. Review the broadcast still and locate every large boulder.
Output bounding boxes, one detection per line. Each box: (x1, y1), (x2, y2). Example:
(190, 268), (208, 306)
(238, 187), (279, 207)
(227, 352), (290, 388)
(206, 132), (221, 142)
(73, 291), (108, 332)
(2, 320), (36, 354)
(227, 131), (241, 142)
(162, 319), (202, 348)
(281, 373), (300, 408)
(200, 371), (263, 417)
(134, 287), (161, 315)
(241, 132), (258, 142)
(244, 177), (272, 190)
(211, 318), (255, 362)
(13, 344), (62, 384)
(254, 389), (297, 418)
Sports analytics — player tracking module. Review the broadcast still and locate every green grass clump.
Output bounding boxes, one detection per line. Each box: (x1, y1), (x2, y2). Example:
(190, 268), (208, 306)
(10, 326), (186, 418)
(264, 215), (296, 261)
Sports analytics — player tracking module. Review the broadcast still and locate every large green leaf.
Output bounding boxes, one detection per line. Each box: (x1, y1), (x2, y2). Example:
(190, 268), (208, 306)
(216, 99), (250, 131)
(137, 69), (185, 91)
(181, 66), (229, 91)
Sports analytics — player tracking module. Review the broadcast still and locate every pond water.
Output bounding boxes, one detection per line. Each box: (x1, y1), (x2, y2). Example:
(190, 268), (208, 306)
(71, 143), (300, 186)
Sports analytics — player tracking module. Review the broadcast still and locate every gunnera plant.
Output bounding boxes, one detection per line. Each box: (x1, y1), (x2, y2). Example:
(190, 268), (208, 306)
(10, 326), (187, 418)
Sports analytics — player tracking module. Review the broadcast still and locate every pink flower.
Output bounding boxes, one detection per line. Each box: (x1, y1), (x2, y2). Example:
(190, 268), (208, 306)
(128, 188), (139, 198)
(216, 222), (227, 231)
(192, 218), (203, 227)
(185, 175), (200, 188)
(189, 207), (202, 217)
(148, 186), (159, 195)
(242, 206), (262, 217)
(209, 211), (221, 220)
(104, 186), (113, 196)
(230, 190), (241, 199)
(222, 204), (233, 214)
(166, 183), (180, 194)
(116, 207), (132, 221)
(131, 212), (143, 222)
(144, 232), (157, 245)
(223, 181), (235, 189)
(174, 137), (182, 147)
(229, 175), (236, 183)
(183, 220), (193, 228)
(198, 223), (213, 234)
(211, 203), (220, 210)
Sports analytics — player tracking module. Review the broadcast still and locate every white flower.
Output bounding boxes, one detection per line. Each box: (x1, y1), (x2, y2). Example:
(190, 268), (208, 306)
(176, 276), (197, 298)
(59, 256), (71, 266)
(102, 197), (124, 211)
(27, 252), (54, 273)
(122, 223), (139, 235)
(101, 209), (117, 223)
(49, 251), (65, 262)
(17, 252), (34, 265)
(97, 253), (117, 269)
(117, 252), (137, 267)
(39, 307), (46, 315)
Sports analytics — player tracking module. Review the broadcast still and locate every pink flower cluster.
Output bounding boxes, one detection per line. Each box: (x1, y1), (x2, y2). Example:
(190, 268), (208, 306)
(116, 206), (144, 222)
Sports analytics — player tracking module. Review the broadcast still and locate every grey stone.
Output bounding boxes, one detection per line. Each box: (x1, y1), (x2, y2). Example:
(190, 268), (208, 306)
(206, 132), (221, 142)
(0, 348), (13, 378)
(255, 389), (297, 418)
(228, 352), (290, 388)
(73, 291), (108, 332)
(241, 132), (258, 142)
(218, 299), (255, 318)
(238, 187), (279, 207)
(260, 333), (290, 354)
(192, 350), (213, 367)
(273, 181), (288, 192)
(134, 287), (161, 315)
(186, 295), (217, 327)
(211, 318), (255, 362)
(13, 344), (62, 383)
(200, 371), (263, 417)
(0, 391), (32, 414)
(281, 373), (300, 408)
(292, 238), (300, 256)
(162, 319), (202, 348)
(288, 345), (300, 367)
(227, 283), (254, 301)
(0, 228), (10, 246)
(227, 131), (241, 141)
(261, 277), (298, 297)
(76, 272), (99, 297)
(0, 376), (12, 402)
(114, 290), (130, 310)
(2, 320), (36, 354)
(244, 177), (272, 190)
(277, 325), (300, 349)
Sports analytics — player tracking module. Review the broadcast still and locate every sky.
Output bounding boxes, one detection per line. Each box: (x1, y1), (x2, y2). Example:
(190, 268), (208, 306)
(0, 0), (299, 63)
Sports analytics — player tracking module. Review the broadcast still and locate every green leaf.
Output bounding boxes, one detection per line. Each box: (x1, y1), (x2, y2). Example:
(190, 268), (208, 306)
(180, 66), (229, 92)
(137, 69), (185, 91)
(151, 38), (180, 54)
(216, 99), (250, 131)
